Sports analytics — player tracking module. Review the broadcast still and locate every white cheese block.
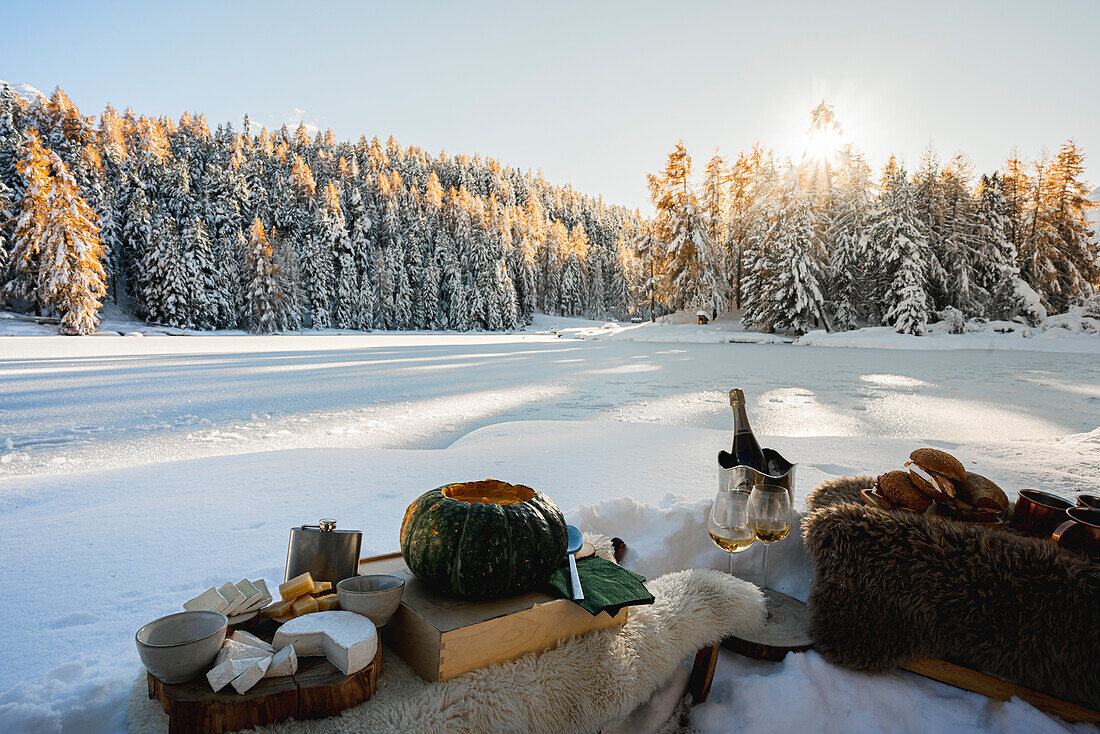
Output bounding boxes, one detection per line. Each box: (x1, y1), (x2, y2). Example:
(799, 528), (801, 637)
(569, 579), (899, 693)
(231, 655), (271, 694)
(264, 644), (298, 678)
(230, 630), (274, 654)
(218, 582), (246, 615)
(207, 654), (268, 692)
(184, 587), (229, 614)
(272, 611), (378, 676)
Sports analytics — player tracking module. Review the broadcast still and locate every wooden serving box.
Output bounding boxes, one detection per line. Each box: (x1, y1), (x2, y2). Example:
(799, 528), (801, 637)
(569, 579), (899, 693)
(359, 552), (628, 682)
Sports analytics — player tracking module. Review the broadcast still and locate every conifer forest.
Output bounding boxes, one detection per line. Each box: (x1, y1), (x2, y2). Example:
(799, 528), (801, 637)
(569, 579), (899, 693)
(0, 87), (1095, 336)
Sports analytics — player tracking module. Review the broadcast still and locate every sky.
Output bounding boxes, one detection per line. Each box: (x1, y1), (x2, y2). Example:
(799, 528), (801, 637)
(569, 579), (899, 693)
(2, 0), (1098, 212)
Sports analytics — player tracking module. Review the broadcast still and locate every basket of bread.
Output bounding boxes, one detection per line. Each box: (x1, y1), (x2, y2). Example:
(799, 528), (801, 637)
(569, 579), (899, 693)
(863, 448), (1010, 526)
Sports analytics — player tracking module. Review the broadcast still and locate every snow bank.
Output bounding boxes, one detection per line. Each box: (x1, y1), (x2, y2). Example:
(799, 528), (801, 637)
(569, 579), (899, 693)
(1, 416), (1096, 731)
(797, 320), (1100, 353)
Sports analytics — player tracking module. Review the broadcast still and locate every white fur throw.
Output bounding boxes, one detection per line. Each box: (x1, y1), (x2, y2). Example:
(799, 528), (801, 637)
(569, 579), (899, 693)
(128, 550), (763, 733)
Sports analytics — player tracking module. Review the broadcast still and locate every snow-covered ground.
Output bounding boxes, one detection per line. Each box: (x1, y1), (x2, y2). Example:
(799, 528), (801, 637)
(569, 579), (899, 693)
(0, 324), (1098, 732)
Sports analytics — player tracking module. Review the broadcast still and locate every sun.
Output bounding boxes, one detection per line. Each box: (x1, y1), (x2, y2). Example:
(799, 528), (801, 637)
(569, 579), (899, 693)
(801, 100), (844, 163)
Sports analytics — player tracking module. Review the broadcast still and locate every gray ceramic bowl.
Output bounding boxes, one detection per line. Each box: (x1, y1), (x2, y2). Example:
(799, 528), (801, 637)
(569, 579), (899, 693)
(337, 574), (405, 626)
(135, 610), (228, 684)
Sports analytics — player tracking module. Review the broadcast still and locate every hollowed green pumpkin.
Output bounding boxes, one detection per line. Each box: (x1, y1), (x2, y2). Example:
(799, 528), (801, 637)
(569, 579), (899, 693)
(399, 479), (568, 599)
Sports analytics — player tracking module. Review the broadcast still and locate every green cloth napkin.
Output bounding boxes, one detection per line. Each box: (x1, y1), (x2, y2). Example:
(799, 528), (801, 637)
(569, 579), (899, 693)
(545, 556), (655, 616)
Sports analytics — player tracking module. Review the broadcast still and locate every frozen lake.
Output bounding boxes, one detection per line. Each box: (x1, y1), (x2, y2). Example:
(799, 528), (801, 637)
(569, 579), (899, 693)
(2, 333), (1098, 478)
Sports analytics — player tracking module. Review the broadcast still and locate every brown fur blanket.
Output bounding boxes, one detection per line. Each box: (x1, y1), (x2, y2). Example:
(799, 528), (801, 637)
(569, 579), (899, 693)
(803, 476), (1100, 709)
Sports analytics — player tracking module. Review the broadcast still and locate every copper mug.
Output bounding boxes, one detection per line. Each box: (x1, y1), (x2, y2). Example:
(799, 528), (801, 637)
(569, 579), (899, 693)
(1010, 490), (1074, 537)
(1052, 508), (1100, 561)
(1077, 494), (1100, 511)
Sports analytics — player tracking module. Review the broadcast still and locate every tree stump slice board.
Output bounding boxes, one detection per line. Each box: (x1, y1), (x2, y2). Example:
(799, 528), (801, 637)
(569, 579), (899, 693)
(722, 588), (813, 662)
(147, 621), (380, 734)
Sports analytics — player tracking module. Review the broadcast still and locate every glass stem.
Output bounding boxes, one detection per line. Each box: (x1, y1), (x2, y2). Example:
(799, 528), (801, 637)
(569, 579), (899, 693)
(728, 551), (734, 576)
(760, 543), (769, 590)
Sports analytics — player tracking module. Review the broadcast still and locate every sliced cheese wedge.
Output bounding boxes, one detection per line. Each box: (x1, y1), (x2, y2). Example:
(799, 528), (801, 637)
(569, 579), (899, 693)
(272, 611), (377, 676)
(184, 587), (229, 614)
(231, 630), (274, 654)
(231, 655), (271, 694)
(264, 644), (298, 678)
(207, 654), (267, 692)
(214, 639), (270, 667)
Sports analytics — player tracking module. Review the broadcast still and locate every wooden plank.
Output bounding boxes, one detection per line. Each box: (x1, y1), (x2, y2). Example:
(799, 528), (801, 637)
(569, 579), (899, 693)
(686, 644), (720, 705)
(438, 604), (627, 681)
(900, 657), (1100, 725)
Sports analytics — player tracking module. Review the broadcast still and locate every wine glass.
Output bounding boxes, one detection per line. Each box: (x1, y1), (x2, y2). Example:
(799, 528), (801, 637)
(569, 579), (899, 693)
(709, 488), (755, 574)
(748, 484), (793, 590)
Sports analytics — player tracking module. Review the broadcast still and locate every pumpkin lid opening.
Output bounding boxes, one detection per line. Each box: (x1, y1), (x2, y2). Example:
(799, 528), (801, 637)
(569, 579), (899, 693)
(441, 479), (536, 506)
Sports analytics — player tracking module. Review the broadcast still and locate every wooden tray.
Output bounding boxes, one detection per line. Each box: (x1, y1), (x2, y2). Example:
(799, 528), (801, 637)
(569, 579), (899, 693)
(361, 549), (627, 682)
(147, 619), (380, 734)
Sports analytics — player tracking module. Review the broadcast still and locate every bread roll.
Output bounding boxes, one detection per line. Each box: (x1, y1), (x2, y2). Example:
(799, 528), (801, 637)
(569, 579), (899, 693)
(876, 471), (932, 512)
(958, 471), (1009, 513)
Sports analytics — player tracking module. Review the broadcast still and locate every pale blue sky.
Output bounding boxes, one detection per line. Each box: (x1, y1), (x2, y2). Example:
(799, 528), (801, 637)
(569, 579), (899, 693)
(2, 0), (1097, 211)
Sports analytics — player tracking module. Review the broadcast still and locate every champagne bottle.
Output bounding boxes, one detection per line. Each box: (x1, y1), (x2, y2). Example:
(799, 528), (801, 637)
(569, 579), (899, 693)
(717, 388), (766, 471)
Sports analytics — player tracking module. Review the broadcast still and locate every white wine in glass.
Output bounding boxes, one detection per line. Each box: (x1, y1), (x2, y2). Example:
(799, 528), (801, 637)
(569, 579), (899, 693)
(709, 489), (755, 574)
(749, 484), (793, 590)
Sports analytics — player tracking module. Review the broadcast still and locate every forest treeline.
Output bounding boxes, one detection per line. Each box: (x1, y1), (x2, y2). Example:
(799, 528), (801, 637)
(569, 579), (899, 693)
(641, 103), (1098, 335)
(0, 85), (643, 334)
(0, 89), (1095, 337)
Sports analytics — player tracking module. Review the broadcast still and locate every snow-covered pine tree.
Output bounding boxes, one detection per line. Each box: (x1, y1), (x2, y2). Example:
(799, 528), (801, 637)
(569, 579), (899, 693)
(870, 164), (930, 335)
(937, 154), (980, 314)
(215, 227), (244, 329)
(271, 227), (303, 330)
(290, 154), (330, 327)
(420, 254), (443, 329)
(4, 131), (54, 313)
(0, 84), (22, 200)
(826, 144), (873, 330)
(6, 134), (107, 333)
(181, 216), (217, 329)
(148, 216), (192, 328)
(437, 230), (468, 330)
(559, 253), (585, 317)
(912, 145), (950, 310)
(243, 219), (284, 333)
(646, 141), (725, 313)
(1023, 141), (1098, 313)
(972, 172), (1023, 320)
(763, 173), (829, 334)
(515, 235), (537, 324)
(0, 176), (13, 283)
(319, 181), (357, 329)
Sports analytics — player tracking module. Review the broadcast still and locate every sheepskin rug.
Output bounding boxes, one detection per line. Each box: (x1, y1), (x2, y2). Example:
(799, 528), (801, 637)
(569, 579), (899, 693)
(128, 543), (764, 733)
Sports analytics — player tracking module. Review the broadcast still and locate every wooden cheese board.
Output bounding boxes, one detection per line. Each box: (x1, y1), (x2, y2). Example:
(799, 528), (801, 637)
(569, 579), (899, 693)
(147, 619), (380, 734)
(360, 547), (628, 682)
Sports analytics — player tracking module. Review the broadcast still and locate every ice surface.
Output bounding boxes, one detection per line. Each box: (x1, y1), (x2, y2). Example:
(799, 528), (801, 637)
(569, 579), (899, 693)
(0, 330), (1096, 733)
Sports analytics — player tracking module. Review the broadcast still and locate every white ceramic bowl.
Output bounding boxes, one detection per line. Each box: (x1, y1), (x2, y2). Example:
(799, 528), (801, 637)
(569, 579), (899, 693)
(135, 610), (227, 684)
(337, 574), (405, 626)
